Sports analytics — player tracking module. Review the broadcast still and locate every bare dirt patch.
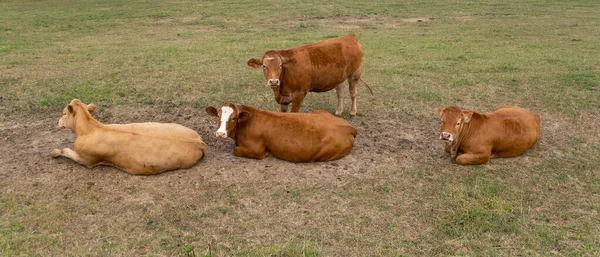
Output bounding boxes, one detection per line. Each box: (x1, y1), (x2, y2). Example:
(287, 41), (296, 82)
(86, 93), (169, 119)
(402, 17), (434, 23)
(282, 17), (374, 31)
(0, 104), (446, 255)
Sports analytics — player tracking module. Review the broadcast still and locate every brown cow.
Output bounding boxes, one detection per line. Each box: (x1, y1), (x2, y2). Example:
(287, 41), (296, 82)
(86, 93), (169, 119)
(247, 34), (373, 116)
(51, 99), (208, 175)
(205, 103), (357, 162)
(437, 105), (540, 165)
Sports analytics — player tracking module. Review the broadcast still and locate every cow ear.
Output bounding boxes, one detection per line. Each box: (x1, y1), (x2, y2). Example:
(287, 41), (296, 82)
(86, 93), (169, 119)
(205, 106), (219, 117)
(238, 111), (250, 121)
(463, 111), (473, 123)
(437, 107), (443, 118)
(67, 104), (74, 114)
(87, 104), (97, 114)
(281, 56), (295, 65)
(247, 58), (262, 68)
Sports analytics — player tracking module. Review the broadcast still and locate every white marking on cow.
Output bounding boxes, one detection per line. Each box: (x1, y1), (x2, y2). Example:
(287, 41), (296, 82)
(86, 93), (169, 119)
(216, 106), (234, 138)
(266, 57), (274, 60)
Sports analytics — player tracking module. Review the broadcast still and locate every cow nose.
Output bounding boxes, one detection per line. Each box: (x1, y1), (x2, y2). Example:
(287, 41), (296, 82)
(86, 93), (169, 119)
(268, 79), (280, 87)
(216, 132), (226, 138)
(440, 132), (453, 141)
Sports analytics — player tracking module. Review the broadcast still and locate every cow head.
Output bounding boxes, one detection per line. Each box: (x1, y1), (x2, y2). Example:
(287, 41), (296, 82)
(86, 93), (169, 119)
(437, 106), (473, 142)
(247, 51), (295, 88)
(205, 103), (250, 139)
(58, 99), (97, 131)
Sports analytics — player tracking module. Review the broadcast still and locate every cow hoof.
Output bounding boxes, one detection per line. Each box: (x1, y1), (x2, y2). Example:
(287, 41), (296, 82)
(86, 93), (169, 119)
(51, 149), (62, 158)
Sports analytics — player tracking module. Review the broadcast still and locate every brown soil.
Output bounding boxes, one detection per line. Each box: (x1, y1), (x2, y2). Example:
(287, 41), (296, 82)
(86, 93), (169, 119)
(0, 104), (441, 192)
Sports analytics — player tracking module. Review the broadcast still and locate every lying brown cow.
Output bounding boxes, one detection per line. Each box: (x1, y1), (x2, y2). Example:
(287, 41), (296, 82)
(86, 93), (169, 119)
(205, 103), (357, 162)
(247, 34), (373, 116)
(51, 99), (208, 175)
(437, 105), (540, 165)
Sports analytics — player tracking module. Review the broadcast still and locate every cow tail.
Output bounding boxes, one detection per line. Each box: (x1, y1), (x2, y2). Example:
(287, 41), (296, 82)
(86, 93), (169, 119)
(340, 125), (358, 138)
(199, 141), (208, 159)
(359, 77), (374, 95)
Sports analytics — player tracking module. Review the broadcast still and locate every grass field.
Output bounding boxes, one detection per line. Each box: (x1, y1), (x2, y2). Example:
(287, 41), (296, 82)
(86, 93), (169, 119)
(1, 0), (599, 256)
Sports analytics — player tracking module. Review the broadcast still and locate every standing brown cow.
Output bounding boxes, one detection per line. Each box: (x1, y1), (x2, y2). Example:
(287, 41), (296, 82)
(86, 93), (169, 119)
(437, 105), (541, 165)
(247, 34), (373, 116)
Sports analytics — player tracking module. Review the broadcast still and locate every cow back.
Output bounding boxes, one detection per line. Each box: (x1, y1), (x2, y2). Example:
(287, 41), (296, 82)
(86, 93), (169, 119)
(282, 34), (363, 92)
(236, 108), (356, 162)
(78, 123), (207, 175)
(459, 106), (540, 158)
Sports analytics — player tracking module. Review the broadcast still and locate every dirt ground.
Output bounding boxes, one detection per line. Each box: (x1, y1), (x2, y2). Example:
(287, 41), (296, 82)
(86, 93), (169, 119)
(0, 104), (440, 178)
(0, 102), (451, 255)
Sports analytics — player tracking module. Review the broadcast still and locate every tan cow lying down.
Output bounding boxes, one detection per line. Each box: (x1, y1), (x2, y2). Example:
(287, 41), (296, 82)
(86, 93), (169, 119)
(247, 34), (373, 116)
(437, 105), (540, 165)
(51, 99), (208, 175)
(205, 103), (357, 162)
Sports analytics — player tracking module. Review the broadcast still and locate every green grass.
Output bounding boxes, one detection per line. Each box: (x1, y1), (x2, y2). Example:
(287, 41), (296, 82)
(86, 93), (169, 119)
(3, 0), (597, 116)
(1, 0), (600, 256)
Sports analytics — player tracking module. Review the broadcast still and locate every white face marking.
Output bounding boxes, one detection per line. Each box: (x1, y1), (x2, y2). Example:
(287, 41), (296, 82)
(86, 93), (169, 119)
(266, 57), (274, 60)
(216, 106), (234, 138)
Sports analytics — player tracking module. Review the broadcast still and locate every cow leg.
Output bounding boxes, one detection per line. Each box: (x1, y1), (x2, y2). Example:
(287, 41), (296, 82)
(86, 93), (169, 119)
(51, 148), (96, 167)
(290, 92), (307, 113)
(280, 104), (289, 112)
(335, 83), (344, 116)
(348, 77), (359, 117)
(234, 145), (267, 160)
(455, 153), (491, 165)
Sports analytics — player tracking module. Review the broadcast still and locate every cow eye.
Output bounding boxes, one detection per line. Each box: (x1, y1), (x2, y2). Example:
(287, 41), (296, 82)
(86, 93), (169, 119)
(456, 122), (460, 126)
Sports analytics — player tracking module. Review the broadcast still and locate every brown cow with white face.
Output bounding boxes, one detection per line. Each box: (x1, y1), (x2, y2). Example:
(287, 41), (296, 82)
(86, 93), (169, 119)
(51, 99), (207, 175)
(247, 34), (373, 116)
(437, 105), (540, 165)
(205, 103), (357, 162)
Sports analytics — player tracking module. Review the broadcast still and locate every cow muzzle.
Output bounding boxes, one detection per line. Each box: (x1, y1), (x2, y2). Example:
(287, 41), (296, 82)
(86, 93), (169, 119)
(267, 79), (280, 88)
(216, 131), (227, 138)
(58, 117), (66, 128)
(440, 132), (453, 142)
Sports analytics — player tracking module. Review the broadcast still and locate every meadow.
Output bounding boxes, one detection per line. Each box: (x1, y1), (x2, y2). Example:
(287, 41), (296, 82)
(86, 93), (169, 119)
(1, 0), (599, 256)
